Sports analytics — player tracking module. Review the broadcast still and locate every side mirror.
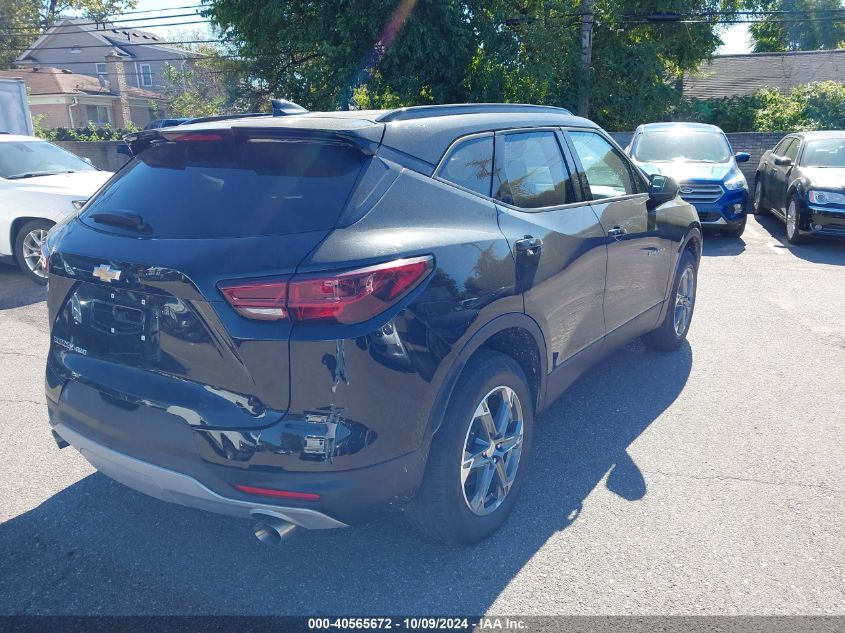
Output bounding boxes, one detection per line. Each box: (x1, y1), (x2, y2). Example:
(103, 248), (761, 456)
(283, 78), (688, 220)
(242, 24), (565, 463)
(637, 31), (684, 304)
(773, 155), (792, 166)
(116, 144), (132, 157)
(735, 152), (751, 163)
(648, 174), (679, 206)
(81, 156), (94, 166)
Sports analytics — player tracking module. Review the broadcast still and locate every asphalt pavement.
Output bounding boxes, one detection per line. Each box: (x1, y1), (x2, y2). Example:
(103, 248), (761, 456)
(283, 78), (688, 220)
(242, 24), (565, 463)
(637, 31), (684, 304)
(0, 213), (843, 615)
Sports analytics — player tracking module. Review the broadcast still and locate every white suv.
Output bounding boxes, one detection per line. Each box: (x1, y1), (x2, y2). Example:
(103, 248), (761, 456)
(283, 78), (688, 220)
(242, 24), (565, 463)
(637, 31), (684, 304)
(0, 134), (113, 283)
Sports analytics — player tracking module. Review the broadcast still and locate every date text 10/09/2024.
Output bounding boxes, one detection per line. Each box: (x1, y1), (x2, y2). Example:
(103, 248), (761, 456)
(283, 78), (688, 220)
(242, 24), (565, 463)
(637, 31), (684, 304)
(307, 618), (528, 630)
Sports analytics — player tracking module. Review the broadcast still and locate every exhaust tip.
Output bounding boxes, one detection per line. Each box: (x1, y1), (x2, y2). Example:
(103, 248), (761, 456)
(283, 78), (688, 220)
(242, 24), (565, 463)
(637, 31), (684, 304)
(252, 514), (297, 545)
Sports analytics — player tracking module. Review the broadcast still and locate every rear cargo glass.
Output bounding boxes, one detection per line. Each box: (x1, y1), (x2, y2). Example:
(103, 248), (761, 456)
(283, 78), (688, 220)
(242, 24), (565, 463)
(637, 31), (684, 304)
(80, 139), (367, 238)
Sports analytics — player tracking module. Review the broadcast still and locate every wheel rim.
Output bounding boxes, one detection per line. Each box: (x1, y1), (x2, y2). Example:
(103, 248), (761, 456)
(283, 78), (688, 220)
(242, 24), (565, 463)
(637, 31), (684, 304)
(673, 266), (695, 337)
(787, 202), (798, 239)
(754, 181), (762, 210)
(460, 386), (524, 516)
(22, 229), (48, 278)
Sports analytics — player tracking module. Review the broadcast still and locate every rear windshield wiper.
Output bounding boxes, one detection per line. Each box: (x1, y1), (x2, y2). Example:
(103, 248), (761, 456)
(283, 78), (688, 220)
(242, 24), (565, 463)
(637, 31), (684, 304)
(89, 211), (150, 232)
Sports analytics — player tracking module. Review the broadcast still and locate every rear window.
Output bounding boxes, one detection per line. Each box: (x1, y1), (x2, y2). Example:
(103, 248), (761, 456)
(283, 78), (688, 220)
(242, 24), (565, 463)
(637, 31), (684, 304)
(81, 138), (367, 239)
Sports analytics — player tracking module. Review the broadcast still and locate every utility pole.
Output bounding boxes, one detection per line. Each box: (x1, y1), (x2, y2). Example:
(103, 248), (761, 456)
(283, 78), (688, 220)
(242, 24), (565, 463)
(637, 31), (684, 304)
(578, 0), (594, 118)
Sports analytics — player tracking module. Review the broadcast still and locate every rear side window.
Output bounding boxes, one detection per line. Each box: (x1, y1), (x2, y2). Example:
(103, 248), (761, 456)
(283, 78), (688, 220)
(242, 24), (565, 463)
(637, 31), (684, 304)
(493, 131), (575, 209)
(438, 136), (493, 196)
(81, 139), (367, 239)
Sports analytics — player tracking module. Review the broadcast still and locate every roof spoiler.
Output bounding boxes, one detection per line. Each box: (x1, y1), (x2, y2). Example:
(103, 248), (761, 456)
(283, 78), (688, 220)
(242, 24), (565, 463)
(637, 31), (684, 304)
(272, 98), (308, 116)
(122, 125), (378, 157)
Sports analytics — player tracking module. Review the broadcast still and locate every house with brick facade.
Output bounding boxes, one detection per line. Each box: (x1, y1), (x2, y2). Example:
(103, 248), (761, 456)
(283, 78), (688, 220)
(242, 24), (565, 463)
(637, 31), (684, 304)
(0, 62), (167, 129)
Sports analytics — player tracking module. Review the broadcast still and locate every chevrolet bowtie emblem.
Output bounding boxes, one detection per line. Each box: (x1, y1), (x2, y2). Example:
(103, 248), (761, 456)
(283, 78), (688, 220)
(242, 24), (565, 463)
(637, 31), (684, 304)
(92, 264), (122, 283)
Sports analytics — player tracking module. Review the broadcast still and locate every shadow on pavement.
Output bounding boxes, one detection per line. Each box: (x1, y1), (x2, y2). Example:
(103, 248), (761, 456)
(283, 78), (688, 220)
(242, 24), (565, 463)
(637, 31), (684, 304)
(753, 213), (845, 266)
(0, 341), (692, 615)
(701, 233), (746, 257)
(0, 265), (46, 310)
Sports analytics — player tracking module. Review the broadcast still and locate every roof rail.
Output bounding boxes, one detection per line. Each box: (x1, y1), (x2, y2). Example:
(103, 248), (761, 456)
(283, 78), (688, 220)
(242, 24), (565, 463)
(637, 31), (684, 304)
(376, 103), (572, 123)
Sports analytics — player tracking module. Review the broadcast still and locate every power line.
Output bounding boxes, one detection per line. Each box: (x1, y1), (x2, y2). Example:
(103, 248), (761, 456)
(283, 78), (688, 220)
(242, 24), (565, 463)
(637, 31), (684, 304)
(0, 11), (210, 32)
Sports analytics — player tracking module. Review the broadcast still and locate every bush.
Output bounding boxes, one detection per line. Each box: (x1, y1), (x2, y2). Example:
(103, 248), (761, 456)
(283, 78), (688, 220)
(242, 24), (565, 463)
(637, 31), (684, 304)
(34, 122), (138, 142)
(674, 81), (845, 132)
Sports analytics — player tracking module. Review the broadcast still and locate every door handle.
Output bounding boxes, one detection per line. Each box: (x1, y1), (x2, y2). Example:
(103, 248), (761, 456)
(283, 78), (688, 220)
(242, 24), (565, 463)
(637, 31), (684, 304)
(607, 226), (627, 239)
(514, 235), (543, 255)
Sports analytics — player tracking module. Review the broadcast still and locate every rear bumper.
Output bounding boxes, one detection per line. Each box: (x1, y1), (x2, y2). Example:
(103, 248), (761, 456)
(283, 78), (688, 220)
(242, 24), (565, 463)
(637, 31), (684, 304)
(47, 371), (431, 526)
(53, 422), (347, 529)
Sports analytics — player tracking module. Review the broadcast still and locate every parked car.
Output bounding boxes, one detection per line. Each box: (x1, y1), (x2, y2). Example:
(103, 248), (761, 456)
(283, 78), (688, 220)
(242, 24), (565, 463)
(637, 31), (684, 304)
(44, 104), (702, 545)
(752, 131), (845, 244)
(0, 134), (112, 283)
(143, 118), (190, 129)
(627, 122), (751, 237)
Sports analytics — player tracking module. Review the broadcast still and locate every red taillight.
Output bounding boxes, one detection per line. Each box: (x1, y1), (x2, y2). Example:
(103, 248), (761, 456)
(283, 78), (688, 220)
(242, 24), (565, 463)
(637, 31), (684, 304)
(233, 484), (320, 501)
(219, 256), (433, 325)
(219, 277), (289, 321)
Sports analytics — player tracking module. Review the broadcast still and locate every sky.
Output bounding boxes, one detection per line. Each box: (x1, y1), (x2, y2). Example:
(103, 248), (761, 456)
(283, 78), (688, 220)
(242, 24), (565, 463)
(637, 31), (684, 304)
(120, 0), (753, 55)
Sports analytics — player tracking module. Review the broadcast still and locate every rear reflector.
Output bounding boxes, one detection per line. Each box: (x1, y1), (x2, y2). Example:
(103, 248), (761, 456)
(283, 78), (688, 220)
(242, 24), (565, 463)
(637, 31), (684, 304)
(233, 484), (320, 501)
(219, 255), (433, 324)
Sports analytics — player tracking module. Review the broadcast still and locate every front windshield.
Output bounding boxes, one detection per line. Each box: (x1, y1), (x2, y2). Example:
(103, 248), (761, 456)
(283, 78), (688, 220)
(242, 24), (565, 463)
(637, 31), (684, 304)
(0, 140), (96, 179)
(801, 138), (845, 168)
(633, 130), (732, 163)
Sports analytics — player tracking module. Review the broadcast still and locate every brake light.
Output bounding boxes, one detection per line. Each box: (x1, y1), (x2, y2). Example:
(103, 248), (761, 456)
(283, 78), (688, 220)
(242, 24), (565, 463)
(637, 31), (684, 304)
(219, 256), (433, 324)
(163, 132), (224, 143)
(233, 484), (320, 501)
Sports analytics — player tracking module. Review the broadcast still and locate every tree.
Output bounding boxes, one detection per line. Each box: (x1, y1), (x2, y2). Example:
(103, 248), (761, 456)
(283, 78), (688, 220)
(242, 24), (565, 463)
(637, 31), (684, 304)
(750, 0), (845, 51)
(205, 0), (747, 128)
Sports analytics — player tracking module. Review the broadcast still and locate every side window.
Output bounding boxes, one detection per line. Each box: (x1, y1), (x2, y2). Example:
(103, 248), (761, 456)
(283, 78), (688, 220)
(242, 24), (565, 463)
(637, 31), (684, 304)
(437, 136), (493, 197)
(493, 131), (575, 209)
(784, 139), (800, 162)
(569, 131), (637, 200)
(774, 138), (794, 157)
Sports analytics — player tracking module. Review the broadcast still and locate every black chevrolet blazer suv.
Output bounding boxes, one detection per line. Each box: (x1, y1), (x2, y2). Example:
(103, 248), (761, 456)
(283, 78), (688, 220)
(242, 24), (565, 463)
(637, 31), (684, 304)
(44, 103), (702, 545)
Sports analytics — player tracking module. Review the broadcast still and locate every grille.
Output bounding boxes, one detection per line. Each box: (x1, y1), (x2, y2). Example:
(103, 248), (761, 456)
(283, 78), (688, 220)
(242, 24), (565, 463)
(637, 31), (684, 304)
(679, 183), (723, 204)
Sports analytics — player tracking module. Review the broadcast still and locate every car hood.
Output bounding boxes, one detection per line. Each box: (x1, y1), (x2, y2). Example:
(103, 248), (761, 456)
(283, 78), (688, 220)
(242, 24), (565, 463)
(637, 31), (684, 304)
(802, 167), (845, 190)
(634, 160), (733, 182)
(10, 170), (113, 197)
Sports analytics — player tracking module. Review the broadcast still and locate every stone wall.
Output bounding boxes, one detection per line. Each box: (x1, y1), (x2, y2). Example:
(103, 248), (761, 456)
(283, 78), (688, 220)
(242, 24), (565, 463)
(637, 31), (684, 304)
(55, 141), (130, 173)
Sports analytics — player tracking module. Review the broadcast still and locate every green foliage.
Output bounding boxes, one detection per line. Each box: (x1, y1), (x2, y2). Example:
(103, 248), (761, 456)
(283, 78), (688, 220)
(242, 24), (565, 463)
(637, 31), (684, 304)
(750, 0), (845, 52)
(205, 0), (746, 129)
(674, 81), (845, 132)
(162, 63), (226, 118)
(35, 121), (137, 141)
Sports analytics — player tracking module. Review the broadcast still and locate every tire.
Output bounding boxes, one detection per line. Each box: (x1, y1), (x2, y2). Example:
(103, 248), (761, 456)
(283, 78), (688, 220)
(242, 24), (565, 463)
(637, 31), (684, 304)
(722, 215), (746, 238)
(642, 249), (697, 352)
(752, 178), (768, 216)
(406, 350), (534, 545)
(14, 219), (53, 285)
(786, 198), (803, 245)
